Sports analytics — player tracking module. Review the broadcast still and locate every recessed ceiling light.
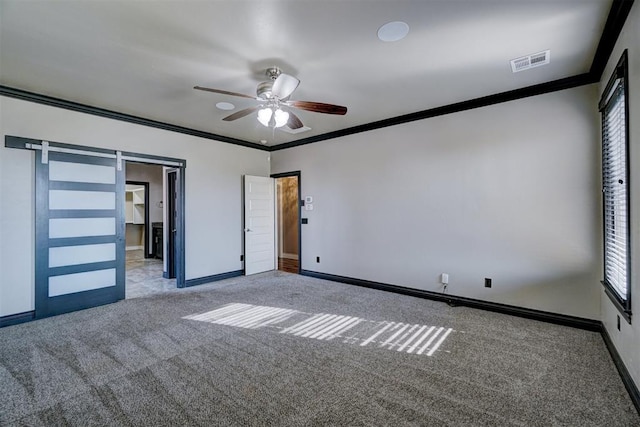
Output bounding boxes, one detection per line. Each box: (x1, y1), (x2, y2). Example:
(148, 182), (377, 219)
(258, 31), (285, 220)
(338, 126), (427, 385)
(216, 101), (235, 110)
(377, 21), (409, 42)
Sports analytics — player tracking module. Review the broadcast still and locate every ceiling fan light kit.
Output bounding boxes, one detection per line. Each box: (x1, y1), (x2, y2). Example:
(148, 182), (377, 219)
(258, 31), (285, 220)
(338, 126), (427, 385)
(273, 109), (290, 127)
(257, 107), (289, 128)
(195, 66), (347, 133)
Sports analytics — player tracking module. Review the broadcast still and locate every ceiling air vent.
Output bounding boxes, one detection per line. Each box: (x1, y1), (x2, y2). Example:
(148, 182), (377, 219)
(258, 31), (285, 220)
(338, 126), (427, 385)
(281, 126), (312, 135)
(510, 50), (550, 73)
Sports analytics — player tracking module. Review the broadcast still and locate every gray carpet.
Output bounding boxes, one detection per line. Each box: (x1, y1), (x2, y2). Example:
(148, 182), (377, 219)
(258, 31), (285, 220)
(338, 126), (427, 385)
(1, 272), (638, 426)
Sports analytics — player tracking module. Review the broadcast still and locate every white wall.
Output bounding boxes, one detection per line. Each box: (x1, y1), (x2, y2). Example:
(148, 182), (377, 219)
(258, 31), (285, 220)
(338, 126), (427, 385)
(0, 147), (34, 317)
(0, 96), (269, 317)
(272, 85), (601, 319)
(599, 1), (640, 392)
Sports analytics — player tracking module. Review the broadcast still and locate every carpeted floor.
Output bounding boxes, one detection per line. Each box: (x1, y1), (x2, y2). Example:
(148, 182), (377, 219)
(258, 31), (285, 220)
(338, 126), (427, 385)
(0, 271), (638, 426)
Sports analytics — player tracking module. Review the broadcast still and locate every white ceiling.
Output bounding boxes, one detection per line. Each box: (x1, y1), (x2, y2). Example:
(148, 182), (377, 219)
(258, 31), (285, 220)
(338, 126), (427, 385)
(0, 0), (612, 148)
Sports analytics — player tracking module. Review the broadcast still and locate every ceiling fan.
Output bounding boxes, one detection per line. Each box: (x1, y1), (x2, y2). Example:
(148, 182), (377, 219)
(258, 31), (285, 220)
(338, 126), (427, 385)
(194, 67), (347, 130)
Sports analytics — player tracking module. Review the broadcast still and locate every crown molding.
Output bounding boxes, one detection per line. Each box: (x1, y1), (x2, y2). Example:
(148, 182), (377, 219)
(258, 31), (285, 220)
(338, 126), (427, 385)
(0, 85), (269, 152)
(1, 0), (633, 152)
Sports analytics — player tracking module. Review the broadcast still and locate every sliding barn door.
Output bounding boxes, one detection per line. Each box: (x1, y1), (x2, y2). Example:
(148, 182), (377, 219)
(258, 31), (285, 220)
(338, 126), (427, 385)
(244, 175), (275, 275)
(35, 150), (125, 318)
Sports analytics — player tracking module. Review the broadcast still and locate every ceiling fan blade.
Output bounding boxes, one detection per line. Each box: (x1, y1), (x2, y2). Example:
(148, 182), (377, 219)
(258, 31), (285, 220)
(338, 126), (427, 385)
(222, 106), (260, 121)
(286, 111), (304, 129)
(271, 73), (300, 99)
(194, 86), (257, 100)
(289, 100), (347, 115)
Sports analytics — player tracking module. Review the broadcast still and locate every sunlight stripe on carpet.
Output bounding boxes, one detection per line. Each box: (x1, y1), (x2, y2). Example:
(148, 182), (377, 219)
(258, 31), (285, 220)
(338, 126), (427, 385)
(184, 303), (454, 357)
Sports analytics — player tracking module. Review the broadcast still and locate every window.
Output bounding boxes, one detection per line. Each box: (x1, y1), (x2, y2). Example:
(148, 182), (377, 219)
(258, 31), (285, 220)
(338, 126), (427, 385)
(599, 50), (631, 323)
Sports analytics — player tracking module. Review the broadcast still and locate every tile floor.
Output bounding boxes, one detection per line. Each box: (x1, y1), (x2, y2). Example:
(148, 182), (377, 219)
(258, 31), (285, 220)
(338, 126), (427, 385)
(126, 251), (297, 298)
(125, 249), (176, 299)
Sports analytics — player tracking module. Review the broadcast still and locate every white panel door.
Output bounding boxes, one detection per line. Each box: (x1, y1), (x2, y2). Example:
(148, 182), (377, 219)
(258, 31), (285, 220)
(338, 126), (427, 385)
(244, 175), (275, 275)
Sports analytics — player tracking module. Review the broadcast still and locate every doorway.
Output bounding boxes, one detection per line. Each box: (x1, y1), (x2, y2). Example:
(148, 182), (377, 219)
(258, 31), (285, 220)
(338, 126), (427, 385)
(6, 135), (187, 318)
(273, 172), (301, 274)
(125, 162), (179, 298)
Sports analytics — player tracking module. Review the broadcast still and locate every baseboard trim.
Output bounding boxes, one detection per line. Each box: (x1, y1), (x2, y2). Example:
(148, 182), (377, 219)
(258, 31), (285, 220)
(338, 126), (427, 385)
(280, 253), (299, 260)
(0, 311), (35, 328)
(601, 326), (640, 414)
(300, 270), (601, 332)
(184, 270), (244, 288)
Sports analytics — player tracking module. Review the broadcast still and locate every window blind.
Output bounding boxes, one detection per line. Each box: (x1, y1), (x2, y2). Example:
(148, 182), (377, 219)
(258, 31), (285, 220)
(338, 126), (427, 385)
(602, 81), (629, 301)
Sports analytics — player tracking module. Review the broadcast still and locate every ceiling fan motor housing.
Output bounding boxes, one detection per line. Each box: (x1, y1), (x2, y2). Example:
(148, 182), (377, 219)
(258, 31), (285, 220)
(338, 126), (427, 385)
(265, 67), (282, 80)
(256, 81), (273, 99)
(257, 67), (282, 99)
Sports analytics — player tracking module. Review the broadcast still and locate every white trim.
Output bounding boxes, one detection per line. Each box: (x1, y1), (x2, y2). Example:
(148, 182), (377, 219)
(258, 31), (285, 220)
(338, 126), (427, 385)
(125, 245), (143, 251)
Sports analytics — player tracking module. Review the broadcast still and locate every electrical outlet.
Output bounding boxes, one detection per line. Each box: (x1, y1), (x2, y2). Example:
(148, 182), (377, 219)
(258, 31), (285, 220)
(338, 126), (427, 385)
(484, 278), (492, 288)
(316, 256), (320, 263)
(441, 273), (449, 285)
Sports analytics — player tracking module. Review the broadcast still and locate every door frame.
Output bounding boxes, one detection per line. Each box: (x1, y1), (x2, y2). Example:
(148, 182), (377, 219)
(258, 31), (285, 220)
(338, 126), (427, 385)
(125, 161), (185, 287)
(5, 136), (188, 296)
(165, 169), (178, 280)
(125, 180), (150, 257)
(271, 171), (302, 274)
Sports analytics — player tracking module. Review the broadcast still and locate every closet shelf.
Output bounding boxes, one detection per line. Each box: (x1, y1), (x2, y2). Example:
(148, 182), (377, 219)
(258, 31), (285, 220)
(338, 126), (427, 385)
(125, 187), (145, 224)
